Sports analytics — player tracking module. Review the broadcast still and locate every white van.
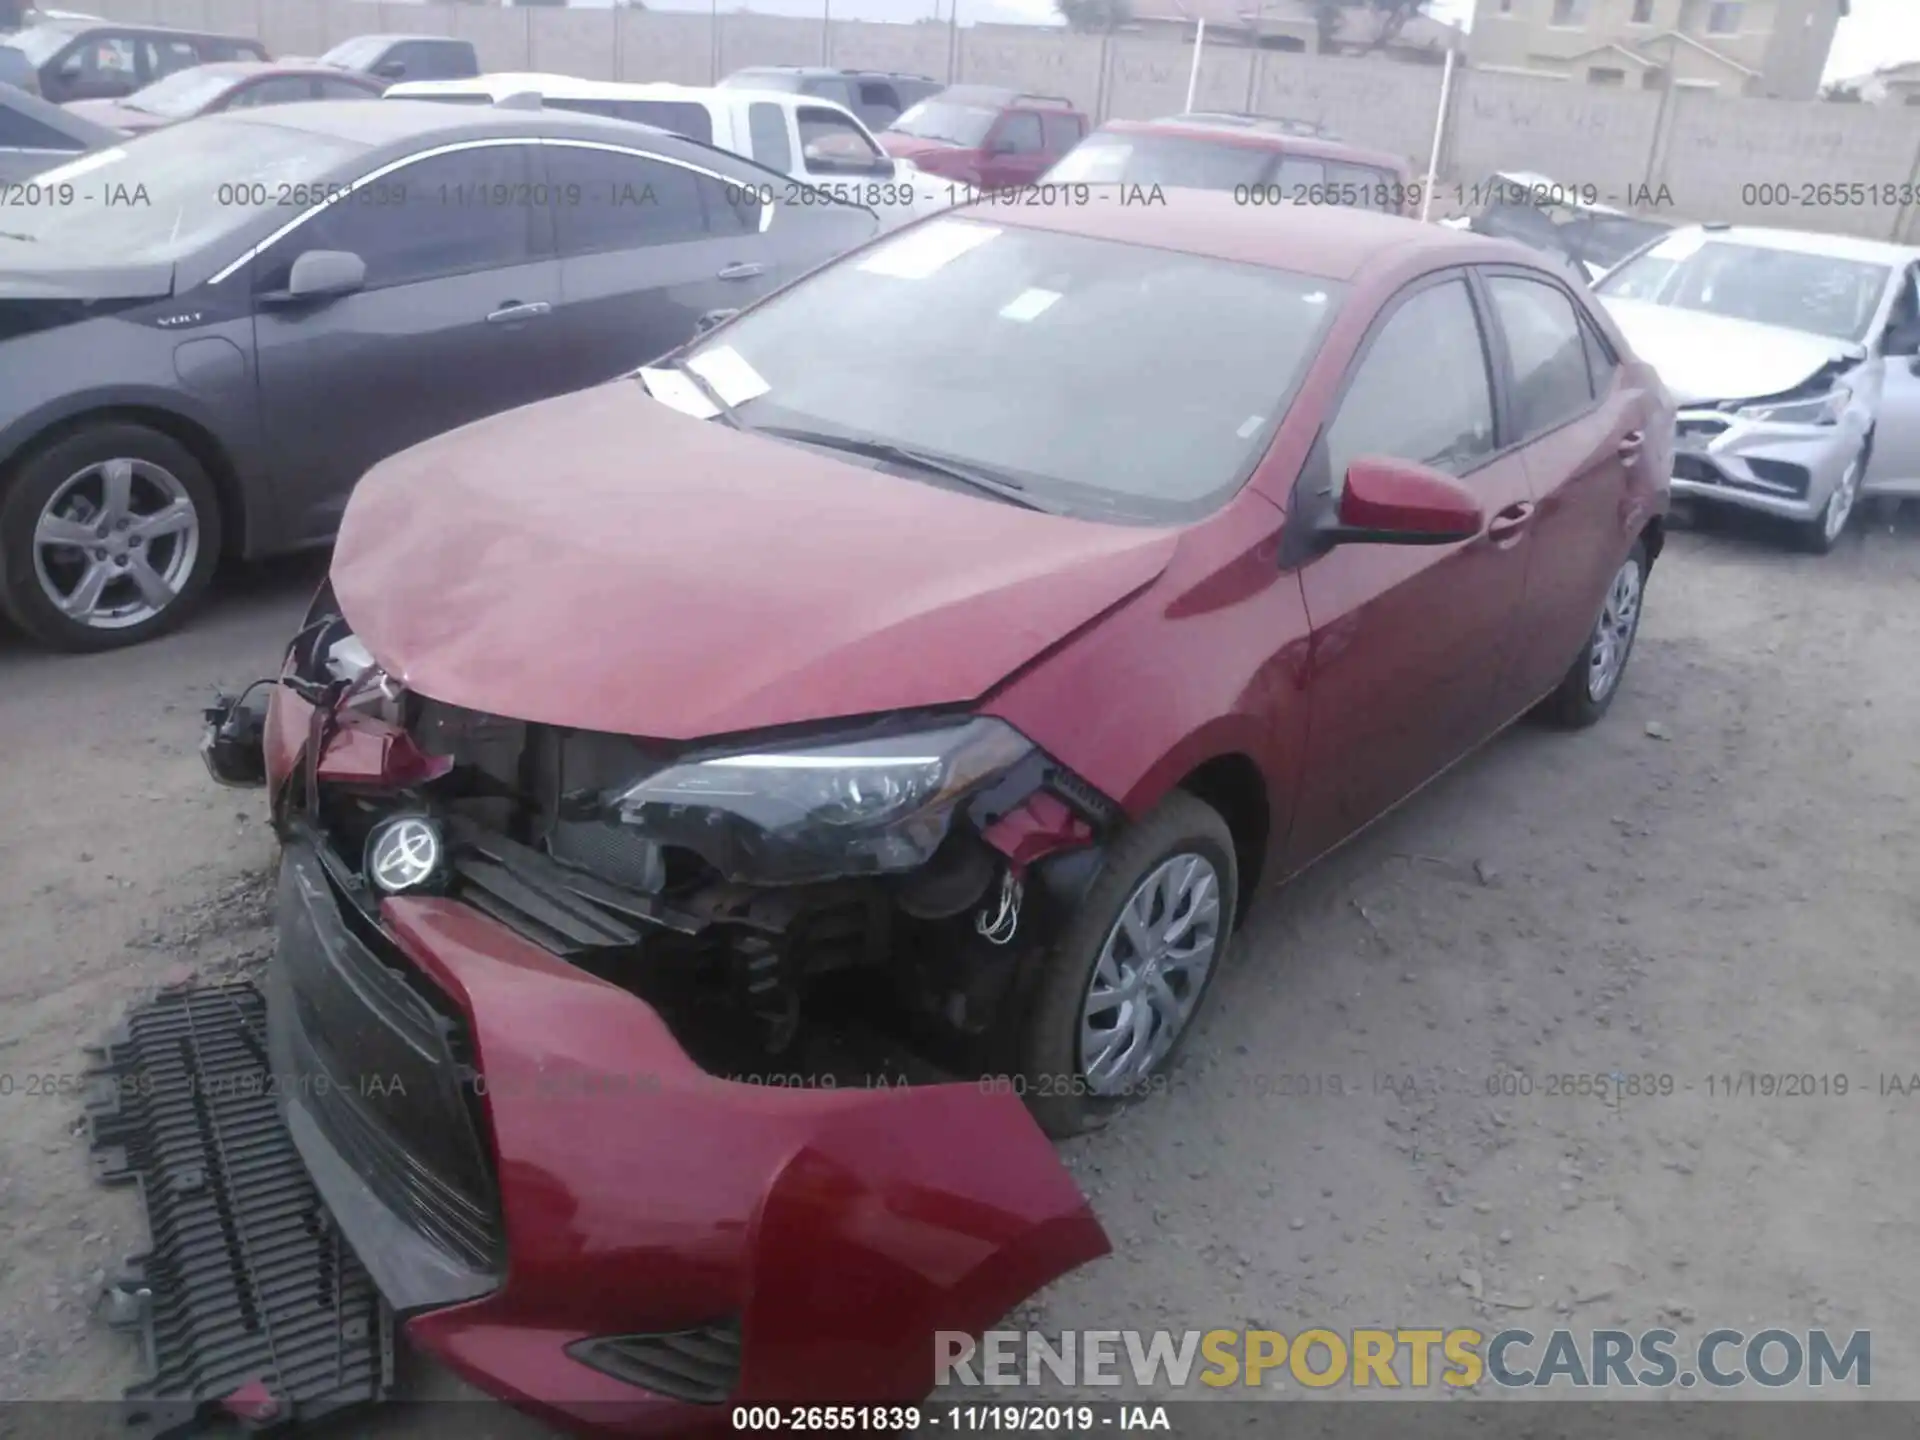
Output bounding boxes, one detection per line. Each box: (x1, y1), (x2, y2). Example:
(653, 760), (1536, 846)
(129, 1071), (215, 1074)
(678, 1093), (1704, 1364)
(382, 73), (964, 229)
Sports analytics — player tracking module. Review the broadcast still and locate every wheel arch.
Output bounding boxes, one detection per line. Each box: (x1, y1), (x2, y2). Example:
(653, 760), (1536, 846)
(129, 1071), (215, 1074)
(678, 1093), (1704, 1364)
(1173, 751), (1270, 925)
(2, 405), (248, 558)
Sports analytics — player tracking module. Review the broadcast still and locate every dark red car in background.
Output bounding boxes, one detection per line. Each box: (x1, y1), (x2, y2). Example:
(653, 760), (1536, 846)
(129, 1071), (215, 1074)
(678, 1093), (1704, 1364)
(1046, 113), (1417, 213)
(878, 85), (1088, 191)
(211, 195), (1670, 1433)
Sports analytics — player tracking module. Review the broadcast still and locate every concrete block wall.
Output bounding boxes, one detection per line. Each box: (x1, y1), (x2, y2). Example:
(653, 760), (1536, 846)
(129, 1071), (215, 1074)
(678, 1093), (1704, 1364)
(61, 0), (1920, 241)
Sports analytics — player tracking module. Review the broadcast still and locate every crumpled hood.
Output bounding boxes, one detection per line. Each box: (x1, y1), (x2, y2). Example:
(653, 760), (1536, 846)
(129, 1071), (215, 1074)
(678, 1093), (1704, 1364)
(1601, 297), (1862, 407)
(330, 382), (1178, 741)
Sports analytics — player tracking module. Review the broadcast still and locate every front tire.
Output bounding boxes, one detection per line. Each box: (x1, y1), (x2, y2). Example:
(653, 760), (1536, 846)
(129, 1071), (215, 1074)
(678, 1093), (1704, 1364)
(0, 423), (221, 652)
(1018, 791), (1238, 1139)
(1796, 448), (1864, 555)
(1539, 539), (1648, 730)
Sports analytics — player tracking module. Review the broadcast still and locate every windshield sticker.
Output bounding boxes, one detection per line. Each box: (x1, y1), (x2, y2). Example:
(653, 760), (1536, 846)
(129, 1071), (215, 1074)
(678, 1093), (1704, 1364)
(1236, 416), (1267, 440)
(686, 346), (770, 407)
(859, 218), (1000, 280)
(1304, 291), (1329, 306)
(32, 148), (127, 185)
(1645, 230), (1707, 262)
(636, 366), (719, 421)
(998, 288), (1061, 323)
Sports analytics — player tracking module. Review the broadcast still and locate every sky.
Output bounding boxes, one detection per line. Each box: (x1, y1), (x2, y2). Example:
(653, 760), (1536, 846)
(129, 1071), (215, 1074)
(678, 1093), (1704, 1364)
(622, 0), (1920, 83)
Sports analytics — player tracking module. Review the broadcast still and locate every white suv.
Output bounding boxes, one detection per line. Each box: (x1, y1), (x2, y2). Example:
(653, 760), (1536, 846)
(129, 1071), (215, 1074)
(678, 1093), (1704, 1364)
(383, 73), (963, 229)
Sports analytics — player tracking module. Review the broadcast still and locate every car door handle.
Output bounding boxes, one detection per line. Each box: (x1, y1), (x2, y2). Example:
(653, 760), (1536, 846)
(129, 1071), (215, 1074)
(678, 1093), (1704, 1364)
(1617, 429), (1645, 467)
(1487, 501), (1535, 543)
(485, 301), (551, 324)
(716, 262), (765, 281)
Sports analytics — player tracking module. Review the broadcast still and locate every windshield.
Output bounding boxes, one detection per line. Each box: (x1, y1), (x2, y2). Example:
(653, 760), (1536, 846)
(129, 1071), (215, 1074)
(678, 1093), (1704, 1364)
(674, 217), (1344, 523)
(8, 24), (73, 65)
(1044, 132), (1274, 189)
(886, 99), (997, 148)
(0, 120), (367, 267)
(319, 36), (387, 70)
(1596, 235), (1890, 343)
(123, 67), (239, 118)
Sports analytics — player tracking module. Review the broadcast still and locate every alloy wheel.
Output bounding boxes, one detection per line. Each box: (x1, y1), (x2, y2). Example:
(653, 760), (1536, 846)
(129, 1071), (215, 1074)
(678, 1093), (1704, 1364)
(31, 457), (201, 631)
(1823, 455), (1863, 544)
(1079, 852), (1223, 1096)
(1586, 556), (1642, 704)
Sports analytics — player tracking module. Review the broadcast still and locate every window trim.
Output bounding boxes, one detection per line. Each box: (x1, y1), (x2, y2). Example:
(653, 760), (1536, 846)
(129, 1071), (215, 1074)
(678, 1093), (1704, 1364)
(208, 135), (770, 287)
(245, 140), (546, 297)
(1471, 263), (1613, 458)
(1289, 266), (1501, 526)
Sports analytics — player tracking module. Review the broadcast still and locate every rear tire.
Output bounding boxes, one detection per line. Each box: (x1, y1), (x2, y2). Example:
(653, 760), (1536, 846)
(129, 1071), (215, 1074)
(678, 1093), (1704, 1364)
(1538, 539), (1648, 730)
(1018, 791), (1238, 1139)
(0, 423), (221, 652)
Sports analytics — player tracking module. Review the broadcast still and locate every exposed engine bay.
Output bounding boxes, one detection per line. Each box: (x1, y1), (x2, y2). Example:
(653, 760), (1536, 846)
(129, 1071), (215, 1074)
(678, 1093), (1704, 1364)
(213, 589), (1125, 1089)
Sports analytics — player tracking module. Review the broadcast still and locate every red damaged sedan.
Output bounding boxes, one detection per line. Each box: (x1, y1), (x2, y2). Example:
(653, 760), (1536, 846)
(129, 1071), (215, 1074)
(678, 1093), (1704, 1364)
(209, 193), (1670, 1432)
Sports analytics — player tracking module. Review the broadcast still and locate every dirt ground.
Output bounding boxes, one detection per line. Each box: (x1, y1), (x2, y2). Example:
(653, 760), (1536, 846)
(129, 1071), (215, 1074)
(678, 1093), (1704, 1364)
(2, 503), (1918, 1426)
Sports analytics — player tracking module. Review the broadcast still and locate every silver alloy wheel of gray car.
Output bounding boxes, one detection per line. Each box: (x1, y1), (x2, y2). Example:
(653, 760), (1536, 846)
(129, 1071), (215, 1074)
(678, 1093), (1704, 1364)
(1079, 852), (1223, 1095)
(1822, 453), (1864, 544)
(30, 457), (201, 631)
(1586, 555), (1643, 704)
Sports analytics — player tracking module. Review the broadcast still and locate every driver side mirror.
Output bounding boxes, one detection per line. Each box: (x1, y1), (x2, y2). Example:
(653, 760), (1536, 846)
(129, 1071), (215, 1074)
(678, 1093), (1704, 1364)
(261, 249), (366, 306)
(1317, 456), (1485, 549)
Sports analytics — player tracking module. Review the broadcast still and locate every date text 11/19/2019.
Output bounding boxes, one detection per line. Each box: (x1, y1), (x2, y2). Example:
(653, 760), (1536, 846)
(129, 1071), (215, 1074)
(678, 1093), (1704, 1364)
(730, 1406), (1171, 1432)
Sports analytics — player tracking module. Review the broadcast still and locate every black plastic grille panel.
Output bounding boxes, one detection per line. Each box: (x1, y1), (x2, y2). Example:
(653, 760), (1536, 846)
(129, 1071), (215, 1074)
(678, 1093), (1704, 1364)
(84, 981), (394, 1439)
(567, 1318), (743, 1404)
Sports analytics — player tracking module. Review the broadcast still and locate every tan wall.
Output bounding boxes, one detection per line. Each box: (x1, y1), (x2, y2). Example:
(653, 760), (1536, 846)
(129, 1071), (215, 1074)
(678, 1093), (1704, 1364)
(70, 0), (1920, 240)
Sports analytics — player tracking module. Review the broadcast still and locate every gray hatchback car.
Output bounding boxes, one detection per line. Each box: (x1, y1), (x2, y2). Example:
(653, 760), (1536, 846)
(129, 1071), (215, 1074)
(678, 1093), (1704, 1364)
(0, 100), (880, 650)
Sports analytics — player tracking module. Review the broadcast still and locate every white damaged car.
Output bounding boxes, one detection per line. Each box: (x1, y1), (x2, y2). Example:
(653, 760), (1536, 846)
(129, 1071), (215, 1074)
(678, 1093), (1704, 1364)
(1593, 223), (1920, 552)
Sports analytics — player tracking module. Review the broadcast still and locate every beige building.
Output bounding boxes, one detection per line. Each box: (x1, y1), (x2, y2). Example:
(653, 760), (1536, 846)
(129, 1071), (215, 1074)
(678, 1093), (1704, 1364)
(1466, 0), (1848, 99)
(1121, 0), (1467, 65)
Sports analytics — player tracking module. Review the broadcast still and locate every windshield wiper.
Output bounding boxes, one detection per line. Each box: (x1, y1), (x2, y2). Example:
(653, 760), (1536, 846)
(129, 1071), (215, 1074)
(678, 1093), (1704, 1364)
(754, 425), (1057, 513)
(659, 356), (744, 430)
(0, 231), (38, 244)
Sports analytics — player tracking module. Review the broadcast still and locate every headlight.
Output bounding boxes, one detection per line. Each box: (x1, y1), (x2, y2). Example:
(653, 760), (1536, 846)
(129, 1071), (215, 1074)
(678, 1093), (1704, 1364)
(1737, 384), (1850, 426)
(610, 717), (1034, 885)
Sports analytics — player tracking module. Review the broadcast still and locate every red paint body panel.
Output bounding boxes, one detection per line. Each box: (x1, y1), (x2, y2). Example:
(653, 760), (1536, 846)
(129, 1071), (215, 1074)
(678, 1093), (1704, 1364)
(377, 899), (1109, 1433)
(329, 382), (1179, 741)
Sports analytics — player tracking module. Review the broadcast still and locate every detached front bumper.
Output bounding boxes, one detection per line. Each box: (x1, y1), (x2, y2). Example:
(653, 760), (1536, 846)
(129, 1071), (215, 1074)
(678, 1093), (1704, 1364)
(1669, 407), (1863, 522)
(267, 835), (1108, 1437)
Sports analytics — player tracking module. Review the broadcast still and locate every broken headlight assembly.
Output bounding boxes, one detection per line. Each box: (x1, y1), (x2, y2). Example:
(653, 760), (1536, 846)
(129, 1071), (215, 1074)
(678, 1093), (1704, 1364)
(609, 717), (1034, 885)
(1733, 379), (1852, 427)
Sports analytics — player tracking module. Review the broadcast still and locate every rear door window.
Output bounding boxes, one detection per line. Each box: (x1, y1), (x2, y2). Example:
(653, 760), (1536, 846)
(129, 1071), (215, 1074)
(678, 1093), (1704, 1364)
(142, 36), (201, 79)
(1486, 273), (1599, 439)
(748, 100), (792, 172)
(1327, 161), (1392, 210)
(1040, 111), (1080, 154)
(994, 110), (1044, 154)
(1273, 154), (1326, 196)
(545, 144), (747, 255)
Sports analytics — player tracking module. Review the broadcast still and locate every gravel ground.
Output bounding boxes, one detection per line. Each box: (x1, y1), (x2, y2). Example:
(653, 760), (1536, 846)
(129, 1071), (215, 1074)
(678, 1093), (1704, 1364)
(2, 504), (1917, 1426)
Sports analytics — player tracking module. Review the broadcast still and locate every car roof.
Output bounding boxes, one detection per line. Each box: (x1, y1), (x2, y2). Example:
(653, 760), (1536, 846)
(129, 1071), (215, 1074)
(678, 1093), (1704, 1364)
(931, 83), (1079, 110)
(1669, 223), (1916, 267)
(333, 33), (469, 45)
(731, 65), (930, 79)
(976, 188), (1548, 282)
(197, 97), (687, 149)
(33, 19), (247, 37)
(177, 60), (356, 79)
(1100, 117), (1407, 172)
(390, 73), (729, 104)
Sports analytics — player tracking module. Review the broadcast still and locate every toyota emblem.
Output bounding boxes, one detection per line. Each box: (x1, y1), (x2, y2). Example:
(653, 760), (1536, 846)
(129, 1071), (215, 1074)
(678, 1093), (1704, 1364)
(365, 815), (445, 896)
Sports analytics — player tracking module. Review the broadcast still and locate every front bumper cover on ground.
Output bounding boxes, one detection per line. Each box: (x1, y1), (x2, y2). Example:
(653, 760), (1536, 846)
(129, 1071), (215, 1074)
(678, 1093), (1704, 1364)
(267, 837), (1110, 1434)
